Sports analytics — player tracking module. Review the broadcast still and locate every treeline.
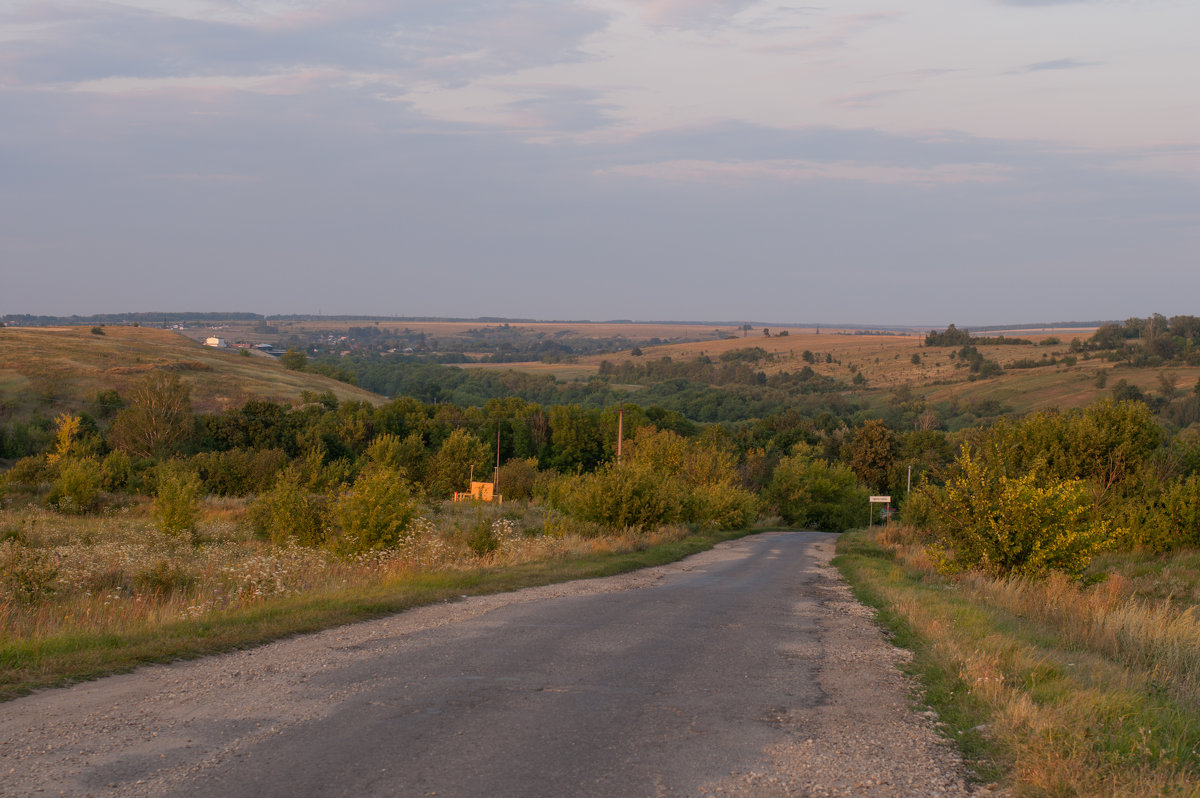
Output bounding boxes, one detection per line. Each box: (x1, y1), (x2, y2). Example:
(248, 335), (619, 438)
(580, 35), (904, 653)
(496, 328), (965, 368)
(1088, 314), (1200, 365)
(0, 369), (967, 550)
(597, 353), (847, 394)
(925, 324), (1032, 347)
(320, 352), (859, 425)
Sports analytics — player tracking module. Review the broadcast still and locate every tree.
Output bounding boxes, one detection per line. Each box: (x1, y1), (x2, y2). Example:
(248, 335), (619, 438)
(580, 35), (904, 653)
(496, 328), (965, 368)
(425, 429), (491, 498)
(843, 420), (896, 493)
(280, 349), (308, 371)
(765, 451), (866, 532)
(107, 371), (194, 458)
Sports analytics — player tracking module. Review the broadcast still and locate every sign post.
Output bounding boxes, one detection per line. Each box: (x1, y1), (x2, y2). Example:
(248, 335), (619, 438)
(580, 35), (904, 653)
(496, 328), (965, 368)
(868, 495), (892, 528)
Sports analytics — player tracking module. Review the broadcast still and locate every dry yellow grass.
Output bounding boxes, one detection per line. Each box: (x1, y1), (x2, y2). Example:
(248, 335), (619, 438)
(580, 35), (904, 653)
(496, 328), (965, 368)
(841, 527), (1200, 796)
(0, 326), (383, 415)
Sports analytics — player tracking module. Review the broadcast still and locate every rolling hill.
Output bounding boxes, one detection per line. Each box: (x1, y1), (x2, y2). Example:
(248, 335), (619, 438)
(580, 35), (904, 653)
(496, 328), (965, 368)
(0, 326), (385, 422)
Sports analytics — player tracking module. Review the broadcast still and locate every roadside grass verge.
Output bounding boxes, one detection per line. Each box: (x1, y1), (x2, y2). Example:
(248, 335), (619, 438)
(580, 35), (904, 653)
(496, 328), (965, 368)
(835, 527), (1200, 797)
(0, 521), (753, 701)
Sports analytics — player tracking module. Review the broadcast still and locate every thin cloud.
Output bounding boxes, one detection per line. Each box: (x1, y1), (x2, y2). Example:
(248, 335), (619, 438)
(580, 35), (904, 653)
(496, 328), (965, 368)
(1025, 57), (1098, 72)
(995, 0), (1090, 5)
(596, 158), (1012, 186)
(142, 172), (261, 184)
(831, 89), (904, 110)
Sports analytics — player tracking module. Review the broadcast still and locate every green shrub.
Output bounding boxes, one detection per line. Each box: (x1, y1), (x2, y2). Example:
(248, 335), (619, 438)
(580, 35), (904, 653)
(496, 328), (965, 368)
(47, 457), (102, 514)
(464, 510), (499, 556)
(497, 458), (540, 502)
(424, 429), (490, 499)
(1126, 474), (1200, 551)
(99, 450), (133, 492)
(549, 462), (685, 532)
(898, 486), (939, 529)
(6, 455), (50, 487)
(331, 465), (422, 554)
(153, 464), (202, 536)
(250, 466), (330, 547)
(765, 453), (867, 532)
(930, 444), (1114, 576)
(684, 480), (758, 529)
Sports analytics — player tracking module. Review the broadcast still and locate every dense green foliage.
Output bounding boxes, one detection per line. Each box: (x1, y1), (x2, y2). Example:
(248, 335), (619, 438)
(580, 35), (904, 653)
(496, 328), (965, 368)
(764, 447), (867, 532)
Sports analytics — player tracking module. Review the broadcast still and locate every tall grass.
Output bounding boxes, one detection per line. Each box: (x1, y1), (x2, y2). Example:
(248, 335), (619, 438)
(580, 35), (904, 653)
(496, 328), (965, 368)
(837, 525), (1200, 796)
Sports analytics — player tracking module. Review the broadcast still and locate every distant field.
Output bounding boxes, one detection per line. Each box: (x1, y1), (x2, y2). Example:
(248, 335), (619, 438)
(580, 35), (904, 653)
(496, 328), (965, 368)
(472, 328), (1101, 389)
(181, 319), (747, 345)
(922, 363), (1200, 415)
(0, 326), (383, 417)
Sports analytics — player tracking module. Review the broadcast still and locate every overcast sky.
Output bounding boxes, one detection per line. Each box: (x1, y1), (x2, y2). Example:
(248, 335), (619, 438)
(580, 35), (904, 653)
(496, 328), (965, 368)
(2, 0), (1197, 326)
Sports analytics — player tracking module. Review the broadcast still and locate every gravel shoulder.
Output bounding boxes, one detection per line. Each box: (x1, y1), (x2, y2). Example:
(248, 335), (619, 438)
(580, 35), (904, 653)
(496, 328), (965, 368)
(1, 532), (994, 797)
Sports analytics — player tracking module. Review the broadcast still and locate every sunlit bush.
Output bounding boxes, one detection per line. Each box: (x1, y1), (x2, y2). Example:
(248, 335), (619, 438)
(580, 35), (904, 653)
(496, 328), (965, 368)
(46, 457), (102, 514)
(929, 444), (1115, 576)
(153, 463), (202, 536)
(330, 465), (423, 554)
(250, 465), (330, 547)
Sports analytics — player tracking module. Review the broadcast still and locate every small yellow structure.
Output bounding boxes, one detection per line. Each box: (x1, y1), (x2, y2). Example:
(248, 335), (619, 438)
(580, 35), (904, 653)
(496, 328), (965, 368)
(453, 481), (501, 504)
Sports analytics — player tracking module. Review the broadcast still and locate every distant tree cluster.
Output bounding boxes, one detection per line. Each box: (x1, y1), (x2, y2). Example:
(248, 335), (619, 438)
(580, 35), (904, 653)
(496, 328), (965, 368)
(925, 324), (1031, 347)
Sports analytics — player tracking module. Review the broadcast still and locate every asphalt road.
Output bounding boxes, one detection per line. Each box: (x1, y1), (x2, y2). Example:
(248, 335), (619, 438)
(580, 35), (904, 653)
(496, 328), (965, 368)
(0, 531), (977, 797)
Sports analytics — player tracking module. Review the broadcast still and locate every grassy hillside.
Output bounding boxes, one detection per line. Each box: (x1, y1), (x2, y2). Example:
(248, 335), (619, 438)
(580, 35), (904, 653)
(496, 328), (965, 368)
(0, 326), (384, 420)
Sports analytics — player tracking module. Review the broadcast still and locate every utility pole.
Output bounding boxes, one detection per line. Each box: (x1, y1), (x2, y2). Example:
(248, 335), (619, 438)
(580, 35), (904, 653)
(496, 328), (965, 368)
(907, 463), (913, 494)
(494, 426), (501, 489)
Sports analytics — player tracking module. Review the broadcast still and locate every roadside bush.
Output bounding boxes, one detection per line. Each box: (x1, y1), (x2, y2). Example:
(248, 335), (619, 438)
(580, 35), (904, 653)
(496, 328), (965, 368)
(457, 511), (516, 557)
(331, 465), (422, 554)
(898, 486), (939, 530)
(153, 464), (202, 536)
(765, 453), (867, 532)
(250, 466), (330, 547)
(929, 444), (1114, 576)
(684, 480), (758, 529)
(46, 457), (102, 514)
(549, 461), (685, 532)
